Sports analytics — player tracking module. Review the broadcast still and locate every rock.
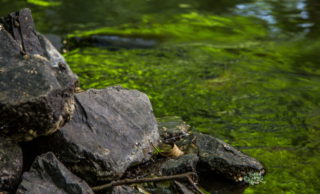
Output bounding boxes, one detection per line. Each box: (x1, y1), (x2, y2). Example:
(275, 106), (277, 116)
(176, 133), (264, 180)
(36, 86), (159, 185)
(144, 154), (198, 177)
(0, 137), (23, 192)
(0, 22), (21, 68)
(157, 116), (188, 142)
(0, 9), (77, 142)
(36, 32), (79, 87)
(0, 9), (43, 56)
(160, 154), (198, 176)
(112, 185), (140, 194)
(16, 152), (93, 194)
(173, 181), (193, 194)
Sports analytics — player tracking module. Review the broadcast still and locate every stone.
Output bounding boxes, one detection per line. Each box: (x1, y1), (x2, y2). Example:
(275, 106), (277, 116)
(157, 116), (188, 142)
(176, 133), (265, 180)
(0, 137), (23, 193)
(112, 185), (140, 194)
(16, 152), (93, 194)
(36, 32), (79, 87)
(36, 86), (159, 185)
(0, 9), (43, 56)
(0, 10), (77, 142)
(144, 154), (198, 177)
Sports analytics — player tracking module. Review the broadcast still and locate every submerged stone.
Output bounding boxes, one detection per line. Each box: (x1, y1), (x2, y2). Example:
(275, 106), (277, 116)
(0, 136), (23, 193)
(16, 152), (93, 194)
(36, 86), (159, 185)
(157, 116), (188, 142)
(176, 133), (264, 180)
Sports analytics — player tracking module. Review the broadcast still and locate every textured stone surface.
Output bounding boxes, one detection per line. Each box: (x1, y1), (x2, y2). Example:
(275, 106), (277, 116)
(145, 154), (198, 177)
(177, 133), (264, 179)
(0, 15), (76, 142)
(37, 32), (79, 88)
(112, 185), (140, 194)
(16, 152), (93, 194)
(0, 137), (22, 193)
(37, 86), (159, 185)
(157, 116), (188, 142)
(0, 23), (21, 68)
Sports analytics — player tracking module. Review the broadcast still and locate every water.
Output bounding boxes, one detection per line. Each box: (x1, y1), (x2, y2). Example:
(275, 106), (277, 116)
(1, 0), (320, 193)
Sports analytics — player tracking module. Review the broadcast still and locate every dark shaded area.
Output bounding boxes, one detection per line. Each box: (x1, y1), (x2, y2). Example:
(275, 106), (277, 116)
(198, 171), (249, 194)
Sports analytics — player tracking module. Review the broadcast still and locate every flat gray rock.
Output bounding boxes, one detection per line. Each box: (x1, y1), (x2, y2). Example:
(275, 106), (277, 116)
(37, 86), (159, 185)
(177, 133), (264, 180)
(0, 137), (22, 193)
(0, 12), (76, 142)
(16, 152), (93, 194)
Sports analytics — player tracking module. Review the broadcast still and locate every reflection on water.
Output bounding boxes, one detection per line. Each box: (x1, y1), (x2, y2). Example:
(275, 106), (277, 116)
(1, 0), (320, 193)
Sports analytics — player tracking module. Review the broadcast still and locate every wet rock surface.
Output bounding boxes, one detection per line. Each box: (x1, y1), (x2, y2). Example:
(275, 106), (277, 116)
(16, 152), (93, 194)
(177, 133), (264, 179)
(157, 116), (188, 142)
(0, 10), (76, 142)
(0, 137), (23, 193)
(36, 86), (159, 185)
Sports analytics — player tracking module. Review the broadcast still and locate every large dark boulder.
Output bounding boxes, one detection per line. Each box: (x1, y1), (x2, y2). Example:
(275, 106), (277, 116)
(0, 9), (77, 142)
(16, 152), (93, 194)
(0, 137), (23, 193)
(177, 133), (264, 180)
(37, 86), (159, 185)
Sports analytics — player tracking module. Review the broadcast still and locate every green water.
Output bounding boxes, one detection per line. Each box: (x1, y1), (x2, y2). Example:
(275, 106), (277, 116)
(2, 0), (320, 193)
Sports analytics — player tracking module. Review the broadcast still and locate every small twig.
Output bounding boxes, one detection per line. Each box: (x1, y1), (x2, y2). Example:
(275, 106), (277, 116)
(187, 176), (205, 194)
(91, 172), (198, 192)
